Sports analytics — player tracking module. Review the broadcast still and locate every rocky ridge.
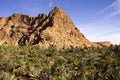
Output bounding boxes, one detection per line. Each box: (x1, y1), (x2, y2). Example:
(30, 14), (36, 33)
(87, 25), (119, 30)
(0, 6), (110, 49)
(93, 41), (111, 47)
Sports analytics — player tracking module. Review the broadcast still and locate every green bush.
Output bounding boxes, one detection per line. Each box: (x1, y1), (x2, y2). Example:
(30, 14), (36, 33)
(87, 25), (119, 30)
(0, 45), (119, 79)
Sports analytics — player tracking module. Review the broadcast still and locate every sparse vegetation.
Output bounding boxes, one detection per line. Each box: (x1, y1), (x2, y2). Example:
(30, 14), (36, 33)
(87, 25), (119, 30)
(0, 45), (120, 80)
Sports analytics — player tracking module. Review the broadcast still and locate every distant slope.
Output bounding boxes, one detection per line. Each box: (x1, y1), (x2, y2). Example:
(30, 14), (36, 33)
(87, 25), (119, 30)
(93, 41), (111, 47)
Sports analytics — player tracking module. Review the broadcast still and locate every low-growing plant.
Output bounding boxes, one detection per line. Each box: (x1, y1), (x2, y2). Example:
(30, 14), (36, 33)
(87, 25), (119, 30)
(0, 45), (119, 79)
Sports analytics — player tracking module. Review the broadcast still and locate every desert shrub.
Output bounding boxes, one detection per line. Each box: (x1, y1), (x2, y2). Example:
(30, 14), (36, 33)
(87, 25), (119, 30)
(0, 72), (17, 80)
(0, 45), (119, 79)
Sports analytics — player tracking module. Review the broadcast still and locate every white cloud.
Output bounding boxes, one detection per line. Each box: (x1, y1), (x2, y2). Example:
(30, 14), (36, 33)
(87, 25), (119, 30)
(89, 27), (120, 38)
(97, 0), (120, 17)
(76, 0), (120, 45)
(92, 33), (120, 45)
(49, 1), (53, 7)
(77, 24), (120, 45)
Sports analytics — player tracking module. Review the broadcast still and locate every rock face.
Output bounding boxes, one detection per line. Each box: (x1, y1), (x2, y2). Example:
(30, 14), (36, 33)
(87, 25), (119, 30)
(93, 41), (111, 47)
(0, 6), (98, 49)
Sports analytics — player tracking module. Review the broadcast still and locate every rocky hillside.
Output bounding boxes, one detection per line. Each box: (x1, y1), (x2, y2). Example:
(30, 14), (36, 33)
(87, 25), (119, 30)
(93, 41), (111, 47)
(0, 6), (107, 49)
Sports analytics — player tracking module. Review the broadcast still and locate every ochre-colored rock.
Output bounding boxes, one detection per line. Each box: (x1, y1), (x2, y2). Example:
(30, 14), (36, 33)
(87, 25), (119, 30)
(0, 6), (110, 49)
(93, 41), (111, 47)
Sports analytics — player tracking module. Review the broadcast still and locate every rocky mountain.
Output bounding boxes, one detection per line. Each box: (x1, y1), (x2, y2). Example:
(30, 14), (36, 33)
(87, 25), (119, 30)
(0, 6), (109, 49)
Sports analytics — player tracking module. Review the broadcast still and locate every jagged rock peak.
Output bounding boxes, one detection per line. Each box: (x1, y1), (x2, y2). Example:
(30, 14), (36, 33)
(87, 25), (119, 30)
(10, 13), (34, 17)
(48, 6), (66, 17)
(8, 13), (35, 20)
(38, 13), (47, 18)
(48, 6), (75, 27)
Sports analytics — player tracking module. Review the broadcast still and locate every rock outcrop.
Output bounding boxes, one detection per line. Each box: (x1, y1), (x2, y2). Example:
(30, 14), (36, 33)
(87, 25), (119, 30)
(93, 41), (111, 47)
(0, 6), (109, 49)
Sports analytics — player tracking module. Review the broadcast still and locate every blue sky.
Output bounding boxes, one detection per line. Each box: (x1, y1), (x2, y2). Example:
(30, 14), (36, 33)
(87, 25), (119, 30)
(0, 0), (120, 44)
